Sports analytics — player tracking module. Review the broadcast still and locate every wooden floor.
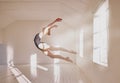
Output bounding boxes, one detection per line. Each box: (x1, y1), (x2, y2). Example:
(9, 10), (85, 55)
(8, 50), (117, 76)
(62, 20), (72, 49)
(0, 64), (91, 83)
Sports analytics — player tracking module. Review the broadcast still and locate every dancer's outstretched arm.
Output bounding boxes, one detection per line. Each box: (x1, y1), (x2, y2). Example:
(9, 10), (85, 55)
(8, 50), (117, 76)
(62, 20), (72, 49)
(41, 18), (62, 36)
(46, 18), (62, 27)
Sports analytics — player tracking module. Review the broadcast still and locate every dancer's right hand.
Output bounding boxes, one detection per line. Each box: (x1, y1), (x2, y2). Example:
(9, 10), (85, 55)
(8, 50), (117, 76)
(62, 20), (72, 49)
(55, 18), (62, 22)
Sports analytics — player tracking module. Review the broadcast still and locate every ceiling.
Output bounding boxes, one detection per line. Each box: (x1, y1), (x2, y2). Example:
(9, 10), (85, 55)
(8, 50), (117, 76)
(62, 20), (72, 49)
(0, 0), (100, 29)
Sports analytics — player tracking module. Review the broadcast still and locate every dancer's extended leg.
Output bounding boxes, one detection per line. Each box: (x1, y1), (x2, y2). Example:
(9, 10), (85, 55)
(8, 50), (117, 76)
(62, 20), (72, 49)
(47, 50), (73, 63)
(49, 46), (76, 54)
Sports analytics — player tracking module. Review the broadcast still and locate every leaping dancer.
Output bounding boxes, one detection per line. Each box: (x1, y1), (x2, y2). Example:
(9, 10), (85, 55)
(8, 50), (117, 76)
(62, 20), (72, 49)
(34, 18), (76, 63)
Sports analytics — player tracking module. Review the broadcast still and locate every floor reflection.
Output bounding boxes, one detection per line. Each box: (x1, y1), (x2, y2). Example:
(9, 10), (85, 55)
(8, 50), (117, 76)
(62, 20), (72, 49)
(9, 65), (31, 83)
(0, 64), (91, 83)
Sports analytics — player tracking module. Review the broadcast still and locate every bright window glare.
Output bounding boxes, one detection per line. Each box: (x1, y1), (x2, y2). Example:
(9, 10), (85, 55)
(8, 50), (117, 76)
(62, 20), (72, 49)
(79, 29), (84, 57)
(93, 0), (109, 67)
(7, 45), (14, 66)
(30, 53), (37, 77)
(54, 64), (60, 83)
(53, 50), (60, 83)
(30, 53), (37, 67)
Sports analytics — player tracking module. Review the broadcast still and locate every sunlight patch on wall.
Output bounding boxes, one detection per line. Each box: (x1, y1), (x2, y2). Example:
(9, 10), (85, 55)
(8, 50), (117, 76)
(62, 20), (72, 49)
(30, 53), (37, 77)
(30, 53), (37, 67)
(7, 45), (14, 67)
(30, 53), (48, 72)
(53, 50), (60, 83)
(54, 64), (60, 83)
(79, 29), (84, 58)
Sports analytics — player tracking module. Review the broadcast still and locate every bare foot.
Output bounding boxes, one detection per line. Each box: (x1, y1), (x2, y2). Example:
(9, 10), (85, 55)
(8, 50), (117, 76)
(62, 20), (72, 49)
(70, 50), (77, 54)
(65, 57), (73, 63)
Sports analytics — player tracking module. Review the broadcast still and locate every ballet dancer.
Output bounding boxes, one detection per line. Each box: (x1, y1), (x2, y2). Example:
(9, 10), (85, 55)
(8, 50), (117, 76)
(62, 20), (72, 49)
(34, 18), (76, 63)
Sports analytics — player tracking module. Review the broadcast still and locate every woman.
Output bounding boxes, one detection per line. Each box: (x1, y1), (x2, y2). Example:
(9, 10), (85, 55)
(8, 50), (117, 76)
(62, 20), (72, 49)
(34, 18), (76, 63)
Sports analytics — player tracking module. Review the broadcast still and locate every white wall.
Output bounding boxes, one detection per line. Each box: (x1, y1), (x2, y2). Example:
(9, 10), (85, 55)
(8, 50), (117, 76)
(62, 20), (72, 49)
(3, 20), (76, 65)
(108, 0), (120, 82)
(76, 0), (120, 83)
